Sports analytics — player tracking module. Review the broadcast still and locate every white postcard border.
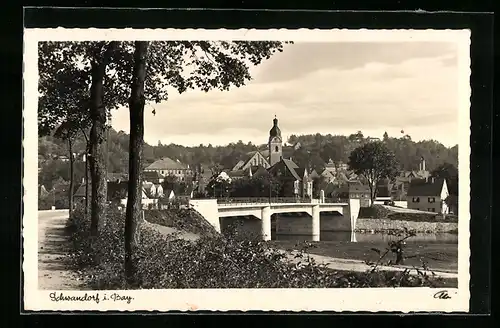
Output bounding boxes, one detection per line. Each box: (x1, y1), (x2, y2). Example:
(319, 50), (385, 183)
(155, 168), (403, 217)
(23, 28), (471, 312)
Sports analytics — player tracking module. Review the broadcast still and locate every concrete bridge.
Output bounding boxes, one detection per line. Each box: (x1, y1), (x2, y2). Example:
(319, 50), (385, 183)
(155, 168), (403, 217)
(188, 198), (361, 242)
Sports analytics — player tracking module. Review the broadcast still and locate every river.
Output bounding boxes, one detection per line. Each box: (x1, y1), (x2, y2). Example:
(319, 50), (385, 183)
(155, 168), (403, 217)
(273, 231), (458, 244)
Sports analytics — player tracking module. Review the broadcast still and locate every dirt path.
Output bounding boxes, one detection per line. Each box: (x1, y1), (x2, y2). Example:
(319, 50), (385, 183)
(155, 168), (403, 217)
(284, 251), (458, 279)
(38, 210), (86, 290)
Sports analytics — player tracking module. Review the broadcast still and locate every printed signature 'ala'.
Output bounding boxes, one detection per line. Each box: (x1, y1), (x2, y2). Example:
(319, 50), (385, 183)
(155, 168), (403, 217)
(433, 290), (452, 299)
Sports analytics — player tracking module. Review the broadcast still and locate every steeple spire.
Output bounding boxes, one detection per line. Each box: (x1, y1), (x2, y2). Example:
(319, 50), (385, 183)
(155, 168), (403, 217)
(270, 115), (281, 138)
(268, 115), (283, 166)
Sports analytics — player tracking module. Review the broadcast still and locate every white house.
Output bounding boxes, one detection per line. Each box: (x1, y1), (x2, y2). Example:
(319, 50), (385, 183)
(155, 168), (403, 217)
(406, 177), (449, 214)
(144, 157), (193, 182)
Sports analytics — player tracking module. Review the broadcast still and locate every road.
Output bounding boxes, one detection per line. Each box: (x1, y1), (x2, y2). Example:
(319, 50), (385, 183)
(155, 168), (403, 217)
(38, 210), (86, 290)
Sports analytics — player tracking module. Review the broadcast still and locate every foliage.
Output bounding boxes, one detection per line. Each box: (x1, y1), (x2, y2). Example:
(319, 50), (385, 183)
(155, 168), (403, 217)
(288, 133), (457, 173)
(312, 176), (329, 198)
(144, 209), (219, 238)
(67, 206), (450, 290)
(348, 142), (399, 204)
(229, 175), (283, 198)
(38, 178), (70, 210)
(205, 172), (232, 198)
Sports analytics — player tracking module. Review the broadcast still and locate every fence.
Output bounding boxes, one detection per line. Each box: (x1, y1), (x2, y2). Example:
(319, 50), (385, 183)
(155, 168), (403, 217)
(215, 197), (317, 205)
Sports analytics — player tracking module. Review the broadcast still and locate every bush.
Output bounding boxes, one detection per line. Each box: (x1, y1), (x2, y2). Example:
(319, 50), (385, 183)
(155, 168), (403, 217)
(144, 208), (219, 238)
(67, 208), (449, 290)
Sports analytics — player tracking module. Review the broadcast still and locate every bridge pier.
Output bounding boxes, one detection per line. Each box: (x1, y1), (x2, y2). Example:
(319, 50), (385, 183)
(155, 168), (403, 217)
(311, 205), (320, 241)
(348, 198), (360, 242)
(261, 206), (271, 241)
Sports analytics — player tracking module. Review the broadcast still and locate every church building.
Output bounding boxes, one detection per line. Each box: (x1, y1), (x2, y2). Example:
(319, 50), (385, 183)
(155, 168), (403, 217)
(265, 116), (313, 199)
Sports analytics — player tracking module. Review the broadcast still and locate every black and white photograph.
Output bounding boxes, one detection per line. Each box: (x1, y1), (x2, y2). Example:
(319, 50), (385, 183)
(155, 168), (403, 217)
(23, 28), (471, 312)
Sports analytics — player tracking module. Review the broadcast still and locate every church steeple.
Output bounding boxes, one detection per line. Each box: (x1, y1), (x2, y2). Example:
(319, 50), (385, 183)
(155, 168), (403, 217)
(268, 115), (283, 166)
(269, 115), (282, 141)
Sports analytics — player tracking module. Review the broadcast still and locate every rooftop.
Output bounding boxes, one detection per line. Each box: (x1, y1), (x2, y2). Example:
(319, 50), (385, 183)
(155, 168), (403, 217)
(406, 178), (446, 197)
(145, 157), (189, 171)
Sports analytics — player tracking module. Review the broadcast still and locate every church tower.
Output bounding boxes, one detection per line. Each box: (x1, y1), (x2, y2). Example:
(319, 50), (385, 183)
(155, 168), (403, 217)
(268, 115), (283, 166)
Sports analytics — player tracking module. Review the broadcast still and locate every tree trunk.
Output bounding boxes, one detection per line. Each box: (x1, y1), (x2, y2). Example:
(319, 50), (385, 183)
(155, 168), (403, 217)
(81, 129), (90, 216)
(68, 138), (74, 216)
(88, 42), (117, 237)
(125, 41), (148, 284)
(85, 151), (89, 215)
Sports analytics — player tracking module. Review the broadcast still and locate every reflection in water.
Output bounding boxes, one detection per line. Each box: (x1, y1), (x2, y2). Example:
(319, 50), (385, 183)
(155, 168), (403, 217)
(273, 231), (458, 244)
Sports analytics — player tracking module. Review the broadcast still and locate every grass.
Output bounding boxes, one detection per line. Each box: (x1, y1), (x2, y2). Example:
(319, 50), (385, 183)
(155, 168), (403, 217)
(270, 240), (458, 273)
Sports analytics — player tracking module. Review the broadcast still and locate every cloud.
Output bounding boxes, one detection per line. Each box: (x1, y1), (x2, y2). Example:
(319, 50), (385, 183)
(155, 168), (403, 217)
(111, 41), (459, 147)
(251, 41), (458, 83)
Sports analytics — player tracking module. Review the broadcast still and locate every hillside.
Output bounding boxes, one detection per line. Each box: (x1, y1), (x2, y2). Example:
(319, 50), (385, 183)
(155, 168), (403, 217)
(39, 128), (458, 187)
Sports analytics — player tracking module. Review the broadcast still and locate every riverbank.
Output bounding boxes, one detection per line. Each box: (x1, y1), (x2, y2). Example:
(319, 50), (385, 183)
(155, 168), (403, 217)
(356, 205), (458, 233)
(270, 239), (458, 273)
(355, 218), (458, 233)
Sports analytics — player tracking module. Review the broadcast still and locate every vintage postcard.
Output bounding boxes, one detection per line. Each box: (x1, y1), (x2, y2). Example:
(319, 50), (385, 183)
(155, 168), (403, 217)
(23, 28), (471, 312)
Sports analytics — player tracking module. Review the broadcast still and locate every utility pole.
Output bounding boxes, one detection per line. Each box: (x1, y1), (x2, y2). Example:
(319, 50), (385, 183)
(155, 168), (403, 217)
(268, 175), (272, 204)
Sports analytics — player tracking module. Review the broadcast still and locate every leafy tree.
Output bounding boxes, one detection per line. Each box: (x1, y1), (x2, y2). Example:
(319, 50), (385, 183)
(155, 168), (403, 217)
(124, 41), (149, 284)
(348, 142), (399, 205)
(39, 41), (122, 236)
(206, 172), (233, 198)
(312, 176), (328, 198)
(116, 40), (290, 281)
(320, 143), (341, 163)
(348, 130), (364, 143)
(38, 51), (93, 217)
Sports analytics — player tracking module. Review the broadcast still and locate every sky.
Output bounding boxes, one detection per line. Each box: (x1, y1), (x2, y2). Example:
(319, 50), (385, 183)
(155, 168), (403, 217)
(110, 41), (459, 148)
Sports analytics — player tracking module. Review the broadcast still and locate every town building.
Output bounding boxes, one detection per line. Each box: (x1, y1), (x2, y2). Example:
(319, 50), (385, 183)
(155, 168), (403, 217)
(263, 117), (314, 199)
(406, 177), (449, 214)
(226, 165), (270, 181)
(192, 164), (215, 196)
(143, 182), (164, 199)
(335, 182), (371, 207)
(309, 167), (336, 183)
(391, 157), (431, 200)
(267, 158), (313, 199)
(232, 151), (270, 171)
(142, 171), (165, 184)
(144, 157), (194, 182)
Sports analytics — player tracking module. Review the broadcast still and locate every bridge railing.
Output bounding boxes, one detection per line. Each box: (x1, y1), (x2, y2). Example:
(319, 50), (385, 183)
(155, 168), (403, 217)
(324, 197), (348, 204)
(216, 197), (316, 206)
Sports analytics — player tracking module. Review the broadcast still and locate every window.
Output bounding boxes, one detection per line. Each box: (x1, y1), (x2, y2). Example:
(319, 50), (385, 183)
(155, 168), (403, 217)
(412, 197), (420, 203)
(275, 146), (279, 152)
(428, 197), (435, 203)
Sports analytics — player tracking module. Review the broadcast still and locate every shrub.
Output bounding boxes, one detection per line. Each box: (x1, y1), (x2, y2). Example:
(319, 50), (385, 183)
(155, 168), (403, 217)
(67, 208), (450, 290)
(144, 208), (219, 238)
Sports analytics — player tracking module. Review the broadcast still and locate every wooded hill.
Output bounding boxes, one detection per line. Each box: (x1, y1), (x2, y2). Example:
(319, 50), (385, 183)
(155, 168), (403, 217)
(39, 128), (458, 192)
